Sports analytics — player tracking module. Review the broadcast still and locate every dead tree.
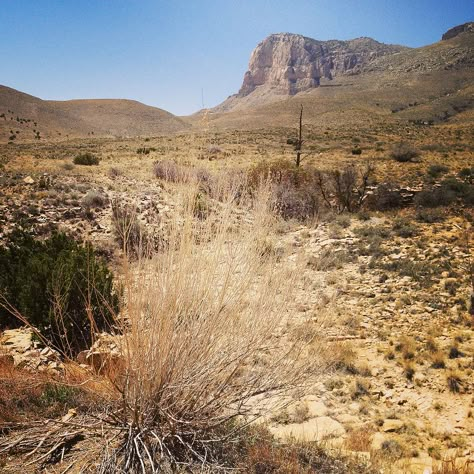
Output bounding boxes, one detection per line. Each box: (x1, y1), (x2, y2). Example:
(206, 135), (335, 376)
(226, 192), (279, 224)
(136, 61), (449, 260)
(295, 104), (304, 167)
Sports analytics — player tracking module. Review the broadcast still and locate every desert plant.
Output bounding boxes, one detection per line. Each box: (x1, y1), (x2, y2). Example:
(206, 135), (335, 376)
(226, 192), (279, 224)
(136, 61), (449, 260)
(427, 164), (449, 178)
(111, 199), (149, 258)
(153, 159), (189, 183)
(92, 182), (326, 470)
(0, 230), (119, 355)
(459, 167), (474, 184)
(390, 142), (420, 162)
(82, 190), (108, 208)
(73, 152), (100, 166)
(447, 371), (463, 393)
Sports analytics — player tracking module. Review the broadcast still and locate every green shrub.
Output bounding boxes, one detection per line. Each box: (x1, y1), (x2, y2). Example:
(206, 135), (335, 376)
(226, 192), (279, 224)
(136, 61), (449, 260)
(414, 188), (456, 208)
(427, 164), (449, 178)
(390, 142), (420, 163)
(416, 209), (445, 223)
(73, 153), (100, 166)
(351, 147), (362, 155)
(392, 217), (418, 238)
(0, 230), (120, 355)
(459, 167), (474, 184)
(368, 183), (404, 210)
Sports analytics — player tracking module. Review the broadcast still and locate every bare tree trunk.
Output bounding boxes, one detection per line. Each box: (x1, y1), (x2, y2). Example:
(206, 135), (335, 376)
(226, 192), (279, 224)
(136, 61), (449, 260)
(295, 105), (303, 167)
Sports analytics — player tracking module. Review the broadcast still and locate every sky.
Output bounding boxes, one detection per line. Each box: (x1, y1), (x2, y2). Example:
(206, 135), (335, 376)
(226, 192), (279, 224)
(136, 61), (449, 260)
(0, 1), (472, 115)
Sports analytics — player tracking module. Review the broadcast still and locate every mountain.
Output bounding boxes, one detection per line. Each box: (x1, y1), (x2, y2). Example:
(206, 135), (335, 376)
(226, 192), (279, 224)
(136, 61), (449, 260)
(205, 24), (474, 129)
(0, 85), (189, 142)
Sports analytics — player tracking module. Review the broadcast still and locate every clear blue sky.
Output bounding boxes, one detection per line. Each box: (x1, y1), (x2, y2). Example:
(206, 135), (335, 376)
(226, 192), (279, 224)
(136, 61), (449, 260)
(0, 0), (472, 115)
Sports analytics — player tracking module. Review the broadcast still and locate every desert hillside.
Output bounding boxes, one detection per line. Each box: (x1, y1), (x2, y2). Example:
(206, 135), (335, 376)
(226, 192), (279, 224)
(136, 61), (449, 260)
(0, 85), (189, 142)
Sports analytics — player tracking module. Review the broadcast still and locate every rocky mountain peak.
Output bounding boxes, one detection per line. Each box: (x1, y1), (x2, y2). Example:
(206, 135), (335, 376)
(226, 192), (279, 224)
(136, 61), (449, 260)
(237, 33), (407, 97)
(442, 22), (474, 41)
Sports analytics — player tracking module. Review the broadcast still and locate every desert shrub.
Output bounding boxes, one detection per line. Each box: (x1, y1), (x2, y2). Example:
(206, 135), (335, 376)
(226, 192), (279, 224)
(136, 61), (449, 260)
(414, 187), (456, 208)
(136, 147), (156, 155)
(392, 217), (418, 238)
(274, 182), (319, 220)
(153, 159), (189, 182)
(316, 163), (375, 213)
(390, 142), (420, 162)
(248, 159), (309, 188)
(61, 162), (75, 171)
(381, 439), (404, 459)
(368, 183), (404, 210)
(354, 224), (391, 239)
(427, 164), (449, 178)
(73, 152), (99, 166)
(82, 190), (108, 208)
(352, 147), (362, 155)
(240, 427), (374, 473)
(92, 184), (326, 470)
(447, 371), (463, 393)
(459, 167), (474, 184)
(108, 167), (122, 178)
(0, 230), (119, 355)
(111, 200), (148, 258)
(416, 208), (445, 223)
(416, 178), (474, 207)
(249, 160), (319, 220)
(431, 351), (446, 369)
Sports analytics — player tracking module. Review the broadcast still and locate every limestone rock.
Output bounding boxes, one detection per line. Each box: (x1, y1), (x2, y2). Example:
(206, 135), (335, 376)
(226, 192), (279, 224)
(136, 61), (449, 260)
(271, 416), (346, 442)
(238, 33), (406, 97)
(382, 419), (405, 432)
(442, 22), (474, 41)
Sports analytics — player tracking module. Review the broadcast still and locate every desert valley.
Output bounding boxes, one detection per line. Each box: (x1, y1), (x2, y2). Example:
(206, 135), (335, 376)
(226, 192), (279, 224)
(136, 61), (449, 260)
(0, 18), (473, 474)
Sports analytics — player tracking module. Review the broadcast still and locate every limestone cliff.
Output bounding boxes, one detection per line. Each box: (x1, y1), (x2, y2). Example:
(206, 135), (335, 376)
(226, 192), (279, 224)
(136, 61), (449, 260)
(237, 33), (407, 97)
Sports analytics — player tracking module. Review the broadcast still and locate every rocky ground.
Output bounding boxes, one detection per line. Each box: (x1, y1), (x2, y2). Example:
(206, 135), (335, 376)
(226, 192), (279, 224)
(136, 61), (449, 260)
(0, 134), (473, 473)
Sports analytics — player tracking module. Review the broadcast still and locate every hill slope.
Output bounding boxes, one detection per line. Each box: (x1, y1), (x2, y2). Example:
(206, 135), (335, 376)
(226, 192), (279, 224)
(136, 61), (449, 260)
(0, 86), (189, 142)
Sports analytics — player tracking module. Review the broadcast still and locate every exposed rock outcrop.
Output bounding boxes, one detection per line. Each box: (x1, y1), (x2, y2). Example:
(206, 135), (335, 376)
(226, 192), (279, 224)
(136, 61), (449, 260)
(238, 33), (407, 97)
(442, 22), (474, 41)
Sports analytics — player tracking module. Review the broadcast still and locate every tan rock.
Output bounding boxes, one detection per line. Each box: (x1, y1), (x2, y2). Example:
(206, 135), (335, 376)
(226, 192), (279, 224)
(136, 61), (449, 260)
(382, 419), (404, 432)
(271, 416), (346, 442)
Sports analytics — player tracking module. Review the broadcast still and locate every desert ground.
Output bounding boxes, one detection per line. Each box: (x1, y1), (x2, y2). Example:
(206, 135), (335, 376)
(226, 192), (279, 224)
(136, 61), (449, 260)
(0, 114), (473, 473)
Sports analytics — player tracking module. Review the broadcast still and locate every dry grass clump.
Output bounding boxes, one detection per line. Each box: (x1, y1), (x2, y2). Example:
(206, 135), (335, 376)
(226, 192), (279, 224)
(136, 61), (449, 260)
(344, 427), (374, 452)
(447, 371), (463, 393)
(1, 180), (327, 472)
(106, 183), (324, 470)
(153, 159), (190, 182)
(394, 335), (417, 360)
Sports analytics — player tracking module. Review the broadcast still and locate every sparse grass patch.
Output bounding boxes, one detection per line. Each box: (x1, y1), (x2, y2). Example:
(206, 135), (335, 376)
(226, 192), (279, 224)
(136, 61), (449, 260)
(392, 217), (418, 238)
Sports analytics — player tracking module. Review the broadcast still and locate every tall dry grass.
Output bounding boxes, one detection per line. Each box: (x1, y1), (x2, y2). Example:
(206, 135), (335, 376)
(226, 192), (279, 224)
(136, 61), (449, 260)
(101, 179), (326, 471)
(0, 177), (328, 472)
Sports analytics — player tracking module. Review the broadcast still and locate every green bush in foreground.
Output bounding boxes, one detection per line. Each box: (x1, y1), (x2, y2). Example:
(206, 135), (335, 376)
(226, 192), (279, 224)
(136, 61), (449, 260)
(73, 152), (100, 165)
(0, 230), (120, 355)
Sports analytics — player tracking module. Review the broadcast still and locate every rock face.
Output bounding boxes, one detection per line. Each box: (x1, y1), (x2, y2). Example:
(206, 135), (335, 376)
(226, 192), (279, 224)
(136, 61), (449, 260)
(238, 33), (407, 97)
(442, 22), (474, 41)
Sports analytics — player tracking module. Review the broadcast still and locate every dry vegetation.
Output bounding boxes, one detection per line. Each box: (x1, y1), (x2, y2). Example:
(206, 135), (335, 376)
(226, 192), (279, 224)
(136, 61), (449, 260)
(0, 111), (473, 473)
